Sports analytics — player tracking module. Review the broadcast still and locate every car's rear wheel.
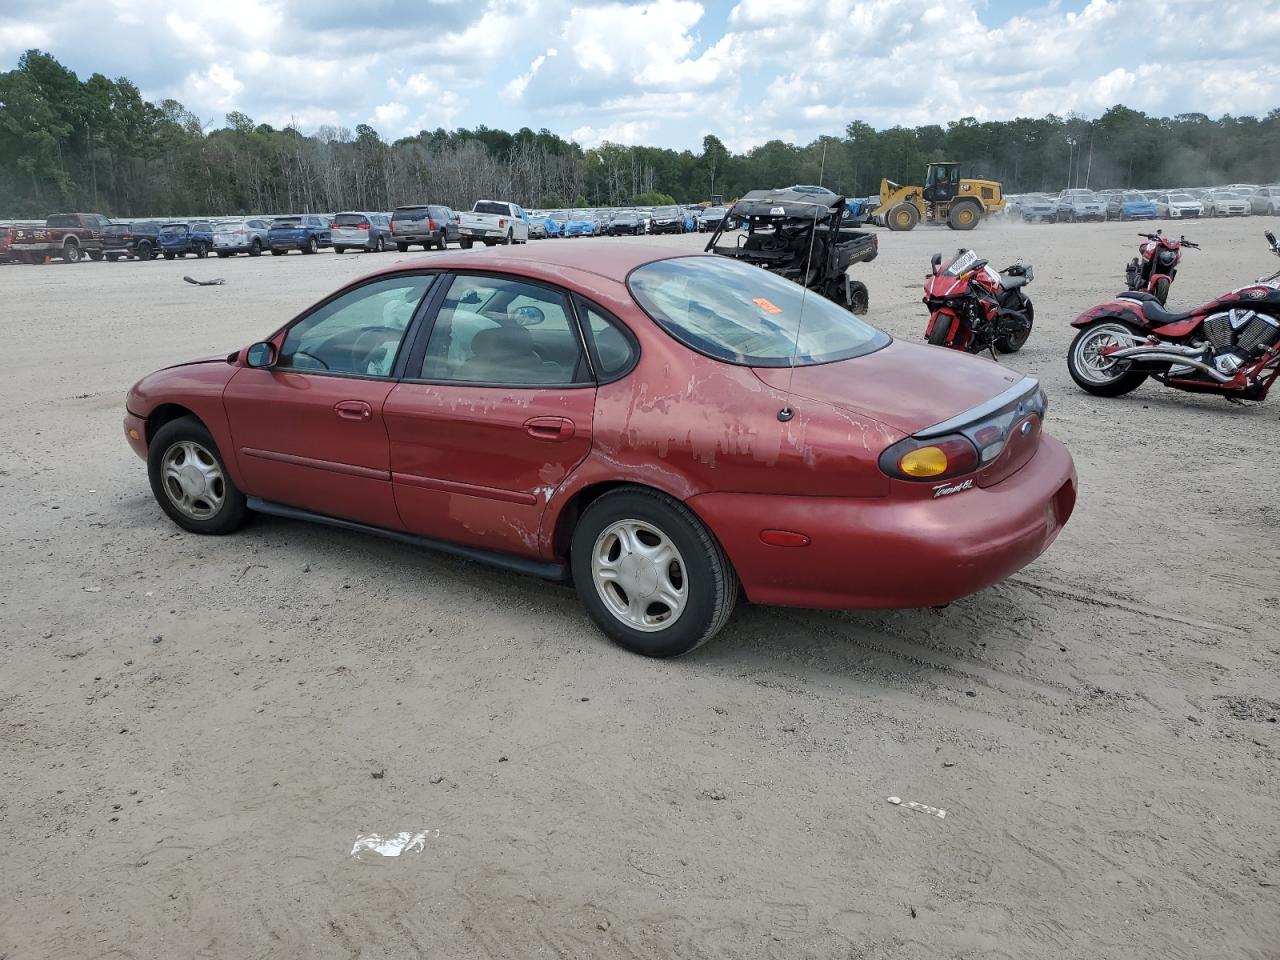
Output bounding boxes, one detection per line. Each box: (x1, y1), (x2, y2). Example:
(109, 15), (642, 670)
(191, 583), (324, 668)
(570, 488), (737, 658)
(63, 242), (82, 263)
(270, 248), (284, 256)
(435, 231), (446, 250)
(374, 236), (386, 252)
(164, 252), (176, 260)
(304, 237), (318, 254)
(194, 242), (209, 258)
(460, 239), (473, 249)
(106, 254), (120, 262)
(250, 239), (262, 257)
(396, 242), (408, 252)
(217, 251), (231, 258)
(1068, 322), (1149, 396)
(88, 249), (104, 261)
(137, 242), (154, 260)
(334, 246), (346, 254)
(147, 416), (250, 535)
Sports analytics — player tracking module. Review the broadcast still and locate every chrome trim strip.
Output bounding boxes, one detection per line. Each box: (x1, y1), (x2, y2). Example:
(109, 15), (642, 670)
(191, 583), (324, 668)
(914, 376), (1040, 439)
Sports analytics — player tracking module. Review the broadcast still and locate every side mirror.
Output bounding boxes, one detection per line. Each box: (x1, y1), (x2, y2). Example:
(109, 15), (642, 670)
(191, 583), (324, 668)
(246, 341), (277, 368)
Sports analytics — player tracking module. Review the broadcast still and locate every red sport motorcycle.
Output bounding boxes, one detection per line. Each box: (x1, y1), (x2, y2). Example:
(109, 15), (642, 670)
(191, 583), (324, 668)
(1125, 230), (1199, 305)
(1068, 231), (1280, 402)
(923, 248), (1034, 355)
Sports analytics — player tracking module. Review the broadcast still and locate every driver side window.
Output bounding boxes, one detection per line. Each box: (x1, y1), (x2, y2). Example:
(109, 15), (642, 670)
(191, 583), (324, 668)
(279, 274), (435, 377)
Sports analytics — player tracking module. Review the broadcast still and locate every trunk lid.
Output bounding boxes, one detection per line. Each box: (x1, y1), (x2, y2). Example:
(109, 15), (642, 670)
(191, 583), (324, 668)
(752, 339), (1026, 436)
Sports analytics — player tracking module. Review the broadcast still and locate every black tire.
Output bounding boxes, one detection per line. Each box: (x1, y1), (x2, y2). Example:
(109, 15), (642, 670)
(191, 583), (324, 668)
(63, 242), (83, 263)
(334, 246), (346, 254)
(105, 254), (120, 262)
(848, 280), (869, 316)
(217, 251), (231, 258)
(164, 252), (176, 260)
(147, 416), (250, 536)
(995, 302), (1034, 353)
(460, 239), (473, 250)
(249, 239), (262, 257)
(375, 236), (386, 252)
(304, 236), (318, 255)
(194, 242), (209, 259)
(887, 203), (919, 231)
(947, 201), (981, 230)
(927, 314), (954, 346)
(1152, 276), (1171, 306)
(436, 231), (446, 250)
(570, 487), (737, 658)
(271, 248), (284, 256)
(396, 242), (409, 252)
(503, 230), (513, 245)
(137, 242), (154, 261)
(1067, 322), (1149, 397)
(88, 248), (104, 261)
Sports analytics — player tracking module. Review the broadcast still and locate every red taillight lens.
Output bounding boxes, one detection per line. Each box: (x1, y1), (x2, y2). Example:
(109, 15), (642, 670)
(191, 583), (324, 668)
(427, 218), (435, 231)
(498, 218), (506, 228)
(878, 434), (979, 482)
(357, 222), (370, 230)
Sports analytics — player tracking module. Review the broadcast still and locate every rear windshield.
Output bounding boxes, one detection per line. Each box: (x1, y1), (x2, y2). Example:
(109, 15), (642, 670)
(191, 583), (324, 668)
(392, 206), (428, 220)
(473, 201), (510, 216)
(271, 217), (301, 227)
(47, 214), (81, 228)
(629, 256), (889, 367)
(335, 213), (367, 226)
(160, 224), (188, 234)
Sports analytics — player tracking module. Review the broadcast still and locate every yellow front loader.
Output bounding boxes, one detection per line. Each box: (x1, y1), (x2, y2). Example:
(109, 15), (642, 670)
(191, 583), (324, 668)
(872, 162), (1005, 231)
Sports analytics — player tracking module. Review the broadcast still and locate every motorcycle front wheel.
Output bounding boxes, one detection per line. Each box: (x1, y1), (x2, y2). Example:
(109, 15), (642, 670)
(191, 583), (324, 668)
(1067, 322), (1149, 396)
(1152, 276), (1171, 305)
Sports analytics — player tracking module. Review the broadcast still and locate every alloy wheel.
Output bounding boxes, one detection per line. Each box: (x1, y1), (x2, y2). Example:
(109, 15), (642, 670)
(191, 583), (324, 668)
(160, 440), (226, 520)
(591, 519), (688, 632)
(1073, 324), (1135, 385)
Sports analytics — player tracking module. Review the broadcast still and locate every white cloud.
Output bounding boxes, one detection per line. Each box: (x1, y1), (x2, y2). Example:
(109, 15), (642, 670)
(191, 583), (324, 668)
(1, 0), (1277, 151)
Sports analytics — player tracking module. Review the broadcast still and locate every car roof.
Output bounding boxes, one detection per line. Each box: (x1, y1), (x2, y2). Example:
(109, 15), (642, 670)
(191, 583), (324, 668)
(366, 241), (702, 285)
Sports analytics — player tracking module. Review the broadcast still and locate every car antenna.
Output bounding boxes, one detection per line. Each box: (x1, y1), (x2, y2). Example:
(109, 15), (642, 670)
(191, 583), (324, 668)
(777, 200), (825, 423)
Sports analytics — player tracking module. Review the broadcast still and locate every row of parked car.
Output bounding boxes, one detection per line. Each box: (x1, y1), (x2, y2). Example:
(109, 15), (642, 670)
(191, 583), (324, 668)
(0, 200), (746, 265)
(1006, 184), (1280, 224)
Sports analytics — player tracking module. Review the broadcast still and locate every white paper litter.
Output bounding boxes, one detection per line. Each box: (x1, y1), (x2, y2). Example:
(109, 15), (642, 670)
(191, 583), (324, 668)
(887, 796), (947, 819)
(350, 829), (439, 862)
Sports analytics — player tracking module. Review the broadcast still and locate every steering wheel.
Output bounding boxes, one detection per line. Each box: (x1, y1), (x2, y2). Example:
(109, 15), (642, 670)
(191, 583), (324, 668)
(351, 326), (403, 371)
(289, 349), (329, 371)
(511, 304), (545, 326)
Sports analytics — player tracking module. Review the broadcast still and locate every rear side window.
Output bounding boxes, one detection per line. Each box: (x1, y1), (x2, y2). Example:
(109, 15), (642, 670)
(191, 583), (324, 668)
(575, 297), (638, 381)
(47, 214), (80, 228)
(419, 275), (588, 386)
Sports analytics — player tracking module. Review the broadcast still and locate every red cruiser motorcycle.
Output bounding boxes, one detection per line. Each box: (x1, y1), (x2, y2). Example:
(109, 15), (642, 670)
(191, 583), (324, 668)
(1068, 232), (1280, 402)
(1125, 230), (1199, 305)
(923, 248), (1034, 355)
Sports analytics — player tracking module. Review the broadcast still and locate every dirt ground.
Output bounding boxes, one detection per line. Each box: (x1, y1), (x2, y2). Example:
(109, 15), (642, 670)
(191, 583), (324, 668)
(2, 215), (1278, 960)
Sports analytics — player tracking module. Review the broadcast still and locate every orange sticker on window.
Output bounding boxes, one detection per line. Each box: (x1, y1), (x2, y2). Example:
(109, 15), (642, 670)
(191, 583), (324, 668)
(752, 297), (782, 314)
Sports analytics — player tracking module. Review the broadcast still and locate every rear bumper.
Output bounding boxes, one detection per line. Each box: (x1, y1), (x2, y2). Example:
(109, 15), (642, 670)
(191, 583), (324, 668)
(689, 435), (1077, 609)
(391, 232), (430, 243)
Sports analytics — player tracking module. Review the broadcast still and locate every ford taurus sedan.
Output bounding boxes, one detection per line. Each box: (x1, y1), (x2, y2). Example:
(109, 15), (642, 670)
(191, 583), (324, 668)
(123, 246), (1077, 658)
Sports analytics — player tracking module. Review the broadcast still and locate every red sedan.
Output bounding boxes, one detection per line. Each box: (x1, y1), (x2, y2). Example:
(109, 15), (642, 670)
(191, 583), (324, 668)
(124, 244), (1077, 657)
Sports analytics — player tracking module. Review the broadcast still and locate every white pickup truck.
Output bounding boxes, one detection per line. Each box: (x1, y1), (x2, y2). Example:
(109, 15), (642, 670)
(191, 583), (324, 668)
(456, 200), (530, 247)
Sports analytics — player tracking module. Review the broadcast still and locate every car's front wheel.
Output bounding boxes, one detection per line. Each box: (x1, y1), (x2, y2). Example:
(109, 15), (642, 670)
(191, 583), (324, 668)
(147, 416), (250, 535)
(570, 488), (737, 658)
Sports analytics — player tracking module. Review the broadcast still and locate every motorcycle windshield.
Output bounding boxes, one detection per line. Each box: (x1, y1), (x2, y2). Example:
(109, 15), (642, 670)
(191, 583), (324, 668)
(941, 249), (979, 277)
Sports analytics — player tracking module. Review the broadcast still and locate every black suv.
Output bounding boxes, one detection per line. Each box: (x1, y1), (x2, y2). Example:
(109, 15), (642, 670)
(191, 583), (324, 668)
(103, 222), (162, 261)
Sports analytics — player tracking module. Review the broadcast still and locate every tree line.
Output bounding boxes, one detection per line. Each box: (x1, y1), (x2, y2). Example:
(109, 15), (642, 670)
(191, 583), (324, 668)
(1, 49), (1277, 219)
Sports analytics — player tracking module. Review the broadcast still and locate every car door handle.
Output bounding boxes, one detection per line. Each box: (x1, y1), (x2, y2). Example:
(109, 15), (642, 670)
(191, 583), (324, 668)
(524, 416), (575, 441)
(334, 400), (372, 421)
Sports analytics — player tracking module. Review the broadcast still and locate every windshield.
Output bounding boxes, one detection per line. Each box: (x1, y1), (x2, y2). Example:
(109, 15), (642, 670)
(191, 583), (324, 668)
(628, 256), (889, 367)
(473, 201), (510, 216)
(653, 207), (678, 217)
(1170, 193), (1195, 202)
(940, 249), (980, 277)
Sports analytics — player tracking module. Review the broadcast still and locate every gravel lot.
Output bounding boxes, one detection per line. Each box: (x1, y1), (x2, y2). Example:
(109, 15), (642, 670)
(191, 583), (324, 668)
(2, 217), (1278, 959)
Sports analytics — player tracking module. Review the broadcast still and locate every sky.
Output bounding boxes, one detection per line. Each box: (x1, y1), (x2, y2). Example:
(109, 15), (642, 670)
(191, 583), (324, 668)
(1, 0), (1277, 152)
